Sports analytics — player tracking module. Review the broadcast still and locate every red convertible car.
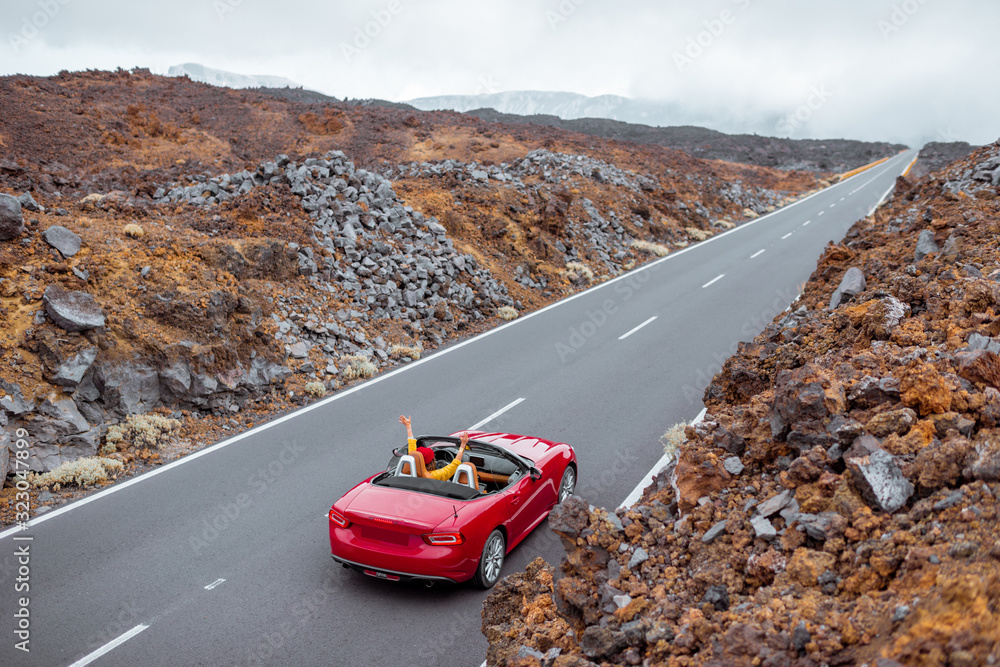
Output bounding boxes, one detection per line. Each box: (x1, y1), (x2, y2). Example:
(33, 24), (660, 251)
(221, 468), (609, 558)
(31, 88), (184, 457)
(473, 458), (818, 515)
(328, 431), (576, 588)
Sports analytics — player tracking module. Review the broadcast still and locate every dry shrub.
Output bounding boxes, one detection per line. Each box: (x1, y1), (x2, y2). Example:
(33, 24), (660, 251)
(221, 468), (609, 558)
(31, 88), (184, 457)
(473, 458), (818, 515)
(341, 355), (377, 380)
(304, 381), (326, 398)
(685, 227), (712, 242)
(389, 344), (422, 360)
(497, 306), (519, 321)
(661, 423), (688, 457)
(564, 262), (594, 285)
(123, 223), (144, 238)
(631, 240), (670, 257)
(30, 457), (124, 489)
(103, 414), (181, 454)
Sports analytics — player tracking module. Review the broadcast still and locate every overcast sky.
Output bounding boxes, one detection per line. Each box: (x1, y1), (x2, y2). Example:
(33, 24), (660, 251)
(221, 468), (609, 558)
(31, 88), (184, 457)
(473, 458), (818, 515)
(4, 0), (998, 146)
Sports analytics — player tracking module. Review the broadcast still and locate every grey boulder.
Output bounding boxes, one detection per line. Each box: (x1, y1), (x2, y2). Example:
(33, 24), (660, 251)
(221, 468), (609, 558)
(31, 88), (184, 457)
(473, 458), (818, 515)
(43, 286), (106, 332)
(18, 191), (41, 212)
(43, 225), (82, 258)
(37, 393), (91, 434)
(0, 193), (24, 240)
(93, 363), (160, 415)
(49, 347), (99, 387)
(0, 380), (34, 416)
(845, 442), (913, 513)
(829, 267), (866, 309)
(914, 229), (939, 262)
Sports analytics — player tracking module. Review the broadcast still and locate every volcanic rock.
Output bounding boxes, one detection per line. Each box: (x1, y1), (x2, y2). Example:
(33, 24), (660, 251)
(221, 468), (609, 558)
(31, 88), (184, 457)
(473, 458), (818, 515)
(829, 267), (866, 309)
(48, 347), (98, 387)
(42, 225), (82, 257)
(42, 286), (106, 332)
(18, 191), (40, 211)
(845, 442), (913, 513)
(0, 193), (24, 240)
(914, 229), (939, 262)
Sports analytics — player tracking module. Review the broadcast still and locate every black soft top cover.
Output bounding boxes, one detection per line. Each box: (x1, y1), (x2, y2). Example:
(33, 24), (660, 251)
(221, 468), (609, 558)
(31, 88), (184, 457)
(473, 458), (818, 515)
(375, 474), (482, 500)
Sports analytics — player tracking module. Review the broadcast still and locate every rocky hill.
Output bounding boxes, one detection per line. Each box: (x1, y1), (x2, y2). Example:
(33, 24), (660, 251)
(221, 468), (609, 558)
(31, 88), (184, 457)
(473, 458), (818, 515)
(910, 141), (977, 180)
(481, 142), (1000, 665)
(452, 109), (906, 173)
(0, 69), (822, 517)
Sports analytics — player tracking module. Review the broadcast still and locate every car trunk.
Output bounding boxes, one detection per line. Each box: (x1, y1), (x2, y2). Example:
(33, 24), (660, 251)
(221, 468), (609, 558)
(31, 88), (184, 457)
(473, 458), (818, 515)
(343, 484), (465, 548)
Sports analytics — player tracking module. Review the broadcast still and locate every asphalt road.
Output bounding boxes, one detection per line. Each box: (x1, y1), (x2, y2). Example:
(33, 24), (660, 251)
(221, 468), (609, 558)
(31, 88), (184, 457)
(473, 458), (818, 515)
(0, 149), (916, 667)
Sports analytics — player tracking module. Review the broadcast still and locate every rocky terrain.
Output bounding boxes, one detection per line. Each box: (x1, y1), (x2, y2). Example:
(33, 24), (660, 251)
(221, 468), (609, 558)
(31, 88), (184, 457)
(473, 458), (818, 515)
(0, 69), (822, 519)
(481, 144), (1000, 665)
(910, 142), (977, 181)
(458, 109), (906, 173)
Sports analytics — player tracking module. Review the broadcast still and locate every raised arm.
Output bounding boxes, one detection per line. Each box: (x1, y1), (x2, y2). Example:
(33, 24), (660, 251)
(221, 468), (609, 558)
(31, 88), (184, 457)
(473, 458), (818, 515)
(399, 415), (416, 452)
(429, 432), (470, 481)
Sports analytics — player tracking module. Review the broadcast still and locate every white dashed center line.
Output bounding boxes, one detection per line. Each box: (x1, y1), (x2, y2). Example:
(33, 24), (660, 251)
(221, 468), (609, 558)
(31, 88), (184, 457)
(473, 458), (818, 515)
(204, 578), (226, 590)
(840, 197), (845, 201)
(818, 211), (825, 216)
(750, 249), (766, 259)
(68, 624), (150, 667)
(701, 274), (725, 289)
(468, 397), (525, 431)
(781, 232), (793, 240)
(829, 203), (836, 208)
(619, 316), (657, 340)
(803, 220), (811, 226)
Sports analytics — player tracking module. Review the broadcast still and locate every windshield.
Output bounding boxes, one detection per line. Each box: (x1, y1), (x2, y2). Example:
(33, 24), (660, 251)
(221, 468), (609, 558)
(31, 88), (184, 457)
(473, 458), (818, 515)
(385, 437), (528, 479)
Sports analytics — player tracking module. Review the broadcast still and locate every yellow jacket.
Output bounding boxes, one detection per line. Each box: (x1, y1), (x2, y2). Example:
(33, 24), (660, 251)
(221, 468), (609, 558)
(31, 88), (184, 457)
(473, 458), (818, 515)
(408, 438), (464, 481)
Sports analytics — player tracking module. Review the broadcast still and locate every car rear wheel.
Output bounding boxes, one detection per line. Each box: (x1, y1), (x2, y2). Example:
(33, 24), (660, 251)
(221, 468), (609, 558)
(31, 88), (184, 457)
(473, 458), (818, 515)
(473, 529), (505, 589)
(558, 465), (576, 503)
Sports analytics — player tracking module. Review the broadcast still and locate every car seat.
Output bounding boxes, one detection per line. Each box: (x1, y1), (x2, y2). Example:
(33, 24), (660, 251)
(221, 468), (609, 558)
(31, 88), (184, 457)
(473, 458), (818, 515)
(396, 453), (432, 478)
(452, 462), (481, 492)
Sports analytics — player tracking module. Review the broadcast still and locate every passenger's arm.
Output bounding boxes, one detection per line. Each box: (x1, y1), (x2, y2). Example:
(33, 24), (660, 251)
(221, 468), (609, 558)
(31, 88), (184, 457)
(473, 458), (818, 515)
(399, 415), (417, 451)
(429, 433), (469, 481)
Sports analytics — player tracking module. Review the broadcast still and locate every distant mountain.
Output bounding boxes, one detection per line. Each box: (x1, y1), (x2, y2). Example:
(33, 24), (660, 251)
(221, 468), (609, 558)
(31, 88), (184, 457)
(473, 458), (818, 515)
(409, 103), (906, 173)
(407, 91), (693, 127)
(166, 63), (299, 90)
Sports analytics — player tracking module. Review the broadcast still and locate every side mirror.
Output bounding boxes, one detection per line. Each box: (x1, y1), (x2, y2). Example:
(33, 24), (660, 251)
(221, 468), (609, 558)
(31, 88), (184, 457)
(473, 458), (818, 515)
(529, 467), (542, 481)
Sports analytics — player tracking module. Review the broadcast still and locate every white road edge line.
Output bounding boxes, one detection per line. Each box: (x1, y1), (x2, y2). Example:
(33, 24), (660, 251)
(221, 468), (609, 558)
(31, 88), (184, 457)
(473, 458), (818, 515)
(750, 249), (766, 259)
(868, 182), (899, 216)
(781, 232), (793, 240)
(701, 274), (724, 289)
(618, 408), (707, 510)
(204, 578), (226, 590)
(67, 624), (150, 667)
(618, 316), (657, 340)
(0, 150), (915, 543)
(468, 397), (525, 431)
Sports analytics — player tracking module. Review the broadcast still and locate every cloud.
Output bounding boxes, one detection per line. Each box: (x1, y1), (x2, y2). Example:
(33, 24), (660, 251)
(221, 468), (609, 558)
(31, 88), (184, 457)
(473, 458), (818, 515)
(3, 0), (999, 145)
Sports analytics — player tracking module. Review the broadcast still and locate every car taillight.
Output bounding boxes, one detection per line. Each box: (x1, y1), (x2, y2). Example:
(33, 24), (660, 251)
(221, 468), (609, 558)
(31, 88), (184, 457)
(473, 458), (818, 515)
(329, 508), (351, 528)
(422, 532), (465, 545)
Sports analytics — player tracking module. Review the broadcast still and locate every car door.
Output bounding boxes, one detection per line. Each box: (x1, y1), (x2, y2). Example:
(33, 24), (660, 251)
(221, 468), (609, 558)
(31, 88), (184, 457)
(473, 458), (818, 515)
(503, 469), (556, 546)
